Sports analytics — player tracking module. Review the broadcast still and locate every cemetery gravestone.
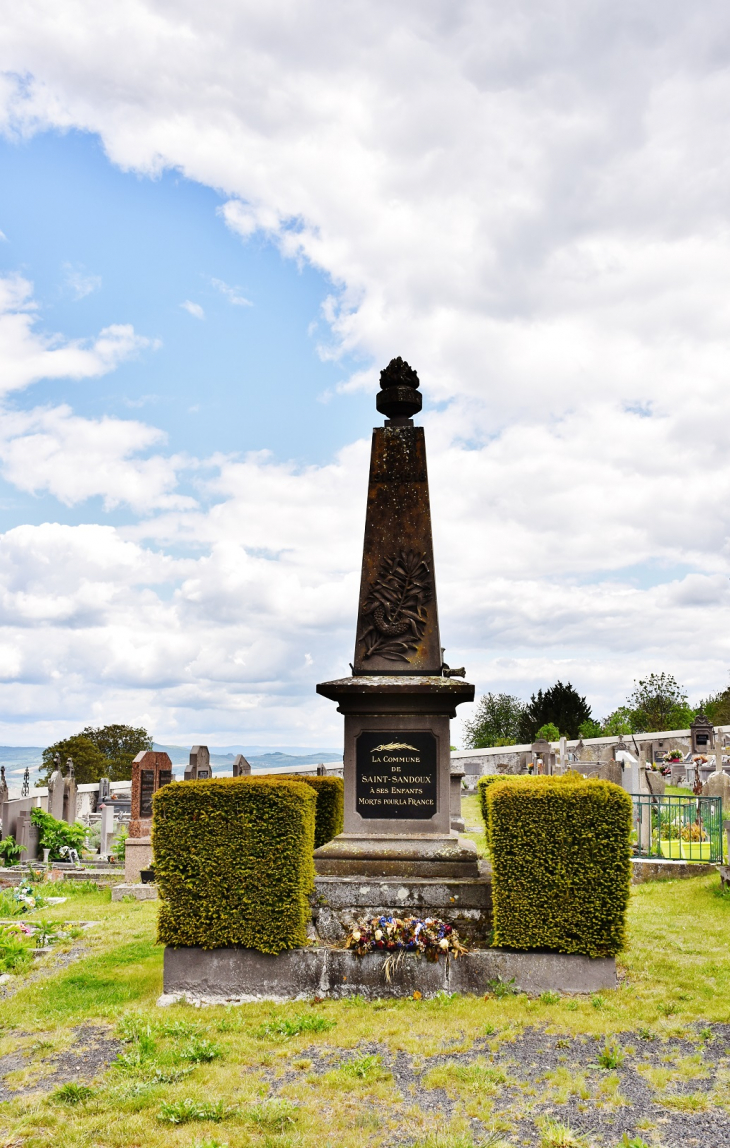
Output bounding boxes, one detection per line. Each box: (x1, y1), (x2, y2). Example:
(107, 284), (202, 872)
(127, 750), (174, 882)
(15, 811), (38, 862)
(531, 738), (554, 774)
(99, 803), (115, 857)
(48, 760), (66, 821)
(450, 762), (465, 831)
(185, 745), (211, 781)
(691, 712), (714, 755)
(232, 754), (251, 777)
(63, 758), (77, 823)
(0, 765), (7, 803)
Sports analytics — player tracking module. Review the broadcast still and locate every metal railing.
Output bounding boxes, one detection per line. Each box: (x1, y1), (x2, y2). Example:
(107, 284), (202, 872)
(631, 794), (723, 862)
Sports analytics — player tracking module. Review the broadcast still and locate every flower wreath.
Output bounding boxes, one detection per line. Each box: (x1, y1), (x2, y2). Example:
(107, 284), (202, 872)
(345, 914), (468, 973)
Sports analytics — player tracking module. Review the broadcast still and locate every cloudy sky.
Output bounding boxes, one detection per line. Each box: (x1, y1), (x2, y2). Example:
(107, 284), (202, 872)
(0, 1), (729, 750)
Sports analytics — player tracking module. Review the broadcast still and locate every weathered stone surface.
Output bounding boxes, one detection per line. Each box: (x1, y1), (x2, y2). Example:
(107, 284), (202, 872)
(124, 836), (152, 883)
(703, 770), (730, 803)
(310, 873), (493, 944)
(631, 857), (717, 883)
(232, 754), (251, 777)
(185, 746), (211, 781)
(644, 770), (666, 796)
(313, 832), (479, 877)
(162, 944), (616, 1002)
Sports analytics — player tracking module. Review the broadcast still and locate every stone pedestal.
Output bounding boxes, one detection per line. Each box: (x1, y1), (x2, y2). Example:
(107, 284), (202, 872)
(125, 836), (153, 883)
(310, 872), (492, 945)
(313, 675), (476, 877)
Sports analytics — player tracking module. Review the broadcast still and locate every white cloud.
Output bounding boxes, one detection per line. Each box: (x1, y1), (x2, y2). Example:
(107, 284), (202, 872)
(180, 300), (205, 320)
(0, 404), (194, 512)
(209, 277), (252, 307)
(0, 274), (153, 394)
(63, 263), (101, 299)
(1, 4), (730, 741)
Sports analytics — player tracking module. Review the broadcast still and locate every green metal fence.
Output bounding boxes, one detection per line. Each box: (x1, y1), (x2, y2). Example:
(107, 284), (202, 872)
(630, 794), (723, 862)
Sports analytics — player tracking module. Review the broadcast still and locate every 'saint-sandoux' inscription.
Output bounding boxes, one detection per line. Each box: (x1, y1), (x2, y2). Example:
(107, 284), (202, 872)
(355, 732), (438, 820)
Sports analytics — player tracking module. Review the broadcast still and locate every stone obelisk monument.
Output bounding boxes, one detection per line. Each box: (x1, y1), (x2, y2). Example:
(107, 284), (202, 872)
(314, 358), (477, 877)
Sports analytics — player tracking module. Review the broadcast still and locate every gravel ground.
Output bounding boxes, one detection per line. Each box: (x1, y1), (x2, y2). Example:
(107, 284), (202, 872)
(0, 1025), (122, 1101)
(0, 939), (91, 1003)
(269, 1024), (730, 1147)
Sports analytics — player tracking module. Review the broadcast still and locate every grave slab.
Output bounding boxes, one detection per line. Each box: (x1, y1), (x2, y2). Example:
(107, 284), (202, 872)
(112, 883), (158, 901)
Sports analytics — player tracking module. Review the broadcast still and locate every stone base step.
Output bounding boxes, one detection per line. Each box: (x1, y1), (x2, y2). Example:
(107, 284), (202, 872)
(631, 858), (719, 883)
(112, 883), (158, 901)
(161, 944), (615, 1003)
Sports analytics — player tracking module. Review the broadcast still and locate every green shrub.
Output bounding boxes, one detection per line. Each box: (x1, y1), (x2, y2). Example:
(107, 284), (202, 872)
(154, 777), (316, 954)
(30, 808), (87, 860)
(477, 775), (510, 837)
(0, 835), (25, 866)
(300, 776), (344, 848)
(487, 776), (632, 957)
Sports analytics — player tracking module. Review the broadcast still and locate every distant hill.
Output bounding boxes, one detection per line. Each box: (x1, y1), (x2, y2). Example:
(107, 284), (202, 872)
(153, 745), (342, 774)
(0, 743), (342, 788)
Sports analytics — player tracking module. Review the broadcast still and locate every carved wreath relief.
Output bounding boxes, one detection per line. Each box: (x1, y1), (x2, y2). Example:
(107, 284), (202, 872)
(359, 549), (432, 662)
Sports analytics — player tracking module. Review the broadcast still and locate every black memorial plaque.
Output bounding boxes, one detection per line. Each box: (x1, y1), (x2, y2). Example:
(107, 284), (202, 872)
(140, 769), (155, 818)
(158, 770), (173, 788)
(356, 731), (438, 820)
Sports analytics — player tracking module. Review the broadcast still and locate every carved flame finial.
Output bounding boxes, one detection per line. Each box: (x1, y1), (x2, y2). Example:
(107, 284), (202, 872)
(376, 357), (422, 423)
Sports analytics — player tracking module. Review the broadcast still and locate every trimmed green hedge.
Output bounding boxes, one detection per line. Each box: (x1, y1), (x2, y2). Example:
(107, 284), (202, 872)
(477, 774), (509, 834)
(300, 776), (344, 848)
(153, 777), (316, 954)
(487, 776), (632, 958)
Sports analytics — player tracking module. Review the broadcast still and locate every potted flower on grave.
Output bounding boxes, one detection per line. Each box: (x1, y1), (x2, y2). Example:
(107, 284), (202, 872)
(663, 750), (684, 763)
(657, 819), (682, 859)
(680, 821), (710, 861)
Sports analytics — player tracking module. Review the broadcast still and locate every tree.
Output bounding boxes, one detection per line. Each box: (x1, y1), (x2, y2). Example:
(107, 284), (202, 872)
(601, 707), (635, 736)
(627, 673), (693, 733)
(37, 724), (153, 785)
(462, 692), (526, 749)
(37, 735), (106, 786)
(520, 681), (592, 740)
(536, 722), (560, 741)
(699, 686), (730, 726)
(81, 724), (152, 780)
(578, 718), (602, 739)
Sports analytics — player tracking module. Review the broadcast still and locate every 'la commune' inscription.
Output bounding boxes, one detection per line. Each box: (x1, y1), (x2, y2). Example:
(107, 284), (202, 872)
(355, 731), (438, 820)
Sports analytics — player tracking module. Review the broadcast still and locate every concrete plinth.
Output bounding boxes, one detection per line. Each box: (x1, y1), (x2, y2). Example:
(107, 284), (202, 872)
(161, 944), (616, 1003)
(311, 873), (492, 944)
(112, 883), (158, 901)
(125, 836), (153, 883)
(631, 858), (719, 883)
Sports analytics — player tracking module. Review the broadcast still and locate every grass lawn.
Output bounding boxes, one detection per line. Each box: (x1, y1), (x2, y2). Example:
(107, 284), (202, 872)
(0, 871), (728, 1148)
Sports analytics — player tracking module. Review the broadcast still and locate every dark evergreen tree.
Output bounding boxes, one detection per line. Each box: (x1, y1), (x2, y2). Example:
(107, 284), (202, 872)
(520, 681), (592, 740)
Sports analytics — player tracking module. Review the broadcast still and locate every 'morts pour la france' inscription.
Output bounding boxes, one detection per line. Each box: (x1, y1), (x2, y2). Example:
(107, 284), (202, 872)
(355, 731), (438, 820)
